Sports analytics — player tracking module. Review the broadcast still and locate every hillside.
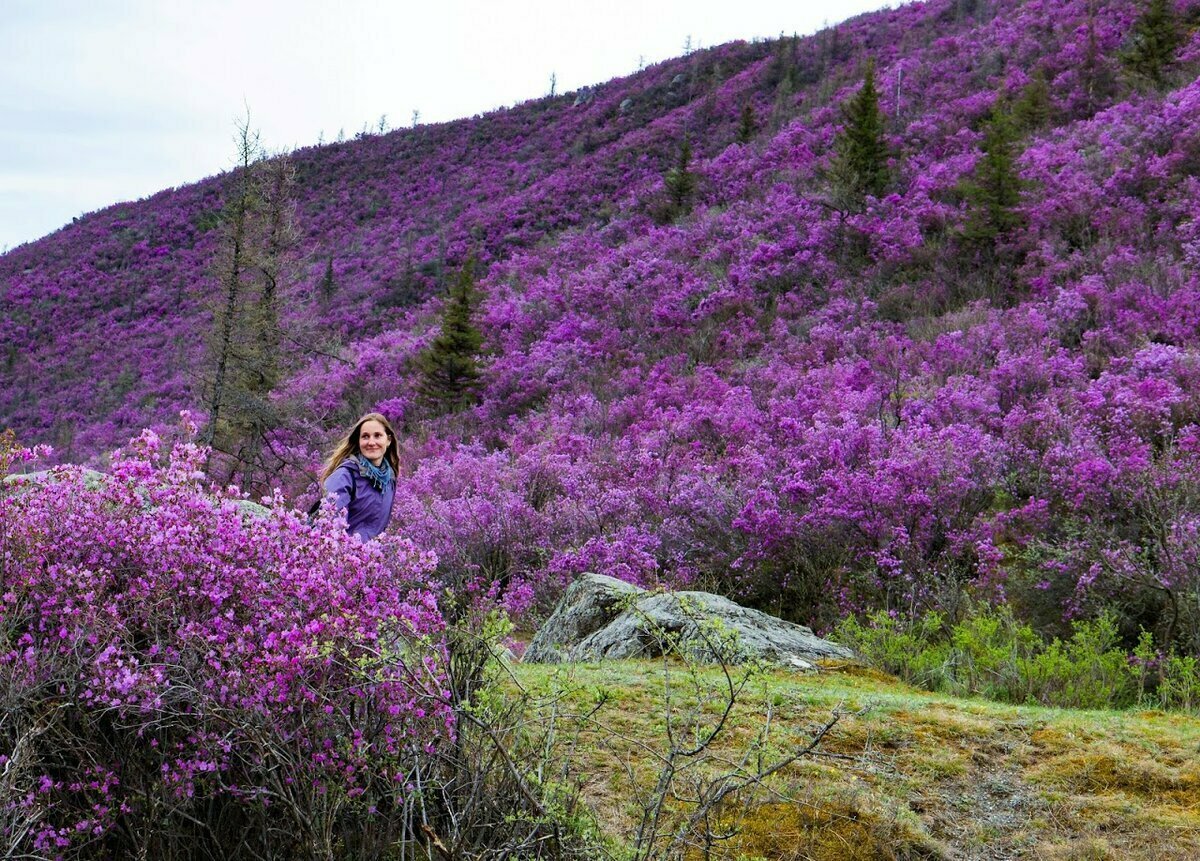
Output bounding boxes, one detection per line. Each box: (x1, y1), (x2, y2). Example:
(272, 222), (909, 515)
(4, 0), (1200, 654)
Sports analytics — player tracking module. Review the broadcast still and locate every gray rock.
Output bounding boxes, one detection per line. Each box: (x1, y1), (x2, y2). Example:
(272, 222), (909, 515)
(572, 88), (594, 107)
(525, 572), (852, 668)
(4, 469), (269, 520)
(619, 98), (634, 113)
(235, 499), (270, 519)
(671, 73), (687, 87)
(3, 468), (105, 490)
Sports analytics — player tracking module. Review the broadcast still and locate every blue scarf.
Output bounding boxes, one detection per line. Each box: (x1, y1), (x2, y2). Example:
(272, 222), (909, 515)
(356, 455), (395, 493)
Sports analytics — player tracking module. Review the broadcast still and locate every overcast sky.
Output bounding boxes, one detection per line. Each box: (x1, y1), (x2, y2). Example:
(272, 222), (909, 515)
(1, 0), (897, 253)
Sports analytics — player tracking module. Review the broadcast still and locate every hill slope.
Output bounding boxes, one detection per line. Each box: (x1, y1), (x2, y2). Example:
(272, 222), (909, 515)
(4, 0), (1200, 647)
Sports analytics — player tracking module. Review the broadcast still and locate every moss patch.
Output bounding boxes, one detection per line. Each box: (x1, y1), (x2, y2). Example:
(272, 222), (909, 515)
(511, 660), (1200, 859)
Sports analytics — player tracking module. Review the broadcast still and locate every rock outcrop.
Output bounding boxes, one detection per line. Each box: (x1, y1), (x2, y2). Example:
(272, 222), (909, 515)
(525, 573), (853, 669)
(3, 468), (270, 519)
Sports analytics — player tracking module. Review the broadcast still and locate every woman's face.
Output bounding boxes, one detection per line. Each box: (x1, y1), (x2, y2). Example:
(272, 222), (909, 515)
(357, 420), (390, 466)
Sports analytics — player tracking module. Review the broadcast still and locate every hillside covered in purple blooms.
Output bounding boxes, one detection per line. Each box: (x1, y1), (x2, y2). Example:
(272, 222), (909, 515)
(5, 0), (1200, 654)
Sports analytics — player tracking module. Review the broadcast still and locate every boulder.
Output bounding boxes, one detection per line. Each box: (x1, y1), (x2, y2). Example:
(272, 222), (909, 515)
(4, 469), (269, 519)
(671, 73), (687, 87)
(572, 88), (594, 107)
(619, 98), (634, 113)
(4, 468), (105, 490)
(525, 573), (853, 669)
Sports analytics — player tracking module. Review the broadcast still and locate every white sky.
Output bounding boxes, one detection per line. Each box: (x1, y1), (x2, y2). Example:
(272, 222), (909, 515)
(1, 0), (896, 253)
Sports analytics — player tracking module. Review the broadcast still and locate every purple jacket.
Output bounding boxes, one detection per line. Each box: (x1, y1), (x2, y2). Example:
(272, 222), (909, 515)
(323, 458), (395, 542)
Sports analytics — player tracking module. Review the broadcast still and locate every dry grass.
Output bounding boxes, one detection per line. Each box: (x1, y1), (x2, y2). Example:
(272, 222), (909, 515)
(512, 659), (1200, 860)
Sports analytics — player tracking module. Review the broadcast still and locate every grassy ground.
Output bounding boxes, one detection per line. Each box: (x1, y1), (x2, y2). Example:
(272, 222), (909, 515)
(510, 659), (1200, 860)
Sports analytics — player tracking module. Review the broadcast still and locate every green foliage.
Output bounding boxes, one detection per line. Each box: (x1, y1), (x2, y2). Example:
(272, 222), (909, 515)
(415, 256), (485, 415)
(1011, 69), (1052, 132)
(190, 208), (222, 234)
(1158, 653), (1200, 712)
(828, 58), (891, 205)
(959, 100), (1026, 248)
(662, 138), (698, 220)
(836, 610), (953, 689)
(203, 119), (296, 491)
(737, 103), (758, 145)
(1121, 0), (1185, 88)
(839, 607), (1200, 713)
(764, 33), (800, 90)
(1079, 6), (1119, 117)
(319, 255), (336, 301)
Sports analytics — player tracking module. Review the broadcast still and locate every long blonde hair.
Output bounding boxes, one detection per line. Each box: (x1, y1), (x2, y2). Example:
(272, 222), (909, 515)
(321, 412), (400, 483)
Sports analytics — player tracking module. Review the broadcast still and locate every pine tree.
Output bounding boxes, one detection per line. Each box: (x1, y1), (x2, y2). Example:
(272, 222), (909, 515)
(1079, 1), (1118, 116)
(829, 58), (891, 205)
(737, 103), (758, 144)
(202, 113), (296, 490)
(1011, 69), (1051, 132)
(960, 102), (1025, 248)
(319, 256), (336, 301)
(663, 138), (697, 219)
(1121, 0), (1184, 88)
(415, 257), (484, 415)
(231, 155), (295, 489)
(204, 116), (260, 449)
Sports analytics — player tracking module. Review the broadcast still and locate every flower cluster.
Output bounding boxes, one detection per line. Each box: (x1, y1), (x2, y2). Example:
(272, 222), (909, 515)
(0, 425), (452, 857)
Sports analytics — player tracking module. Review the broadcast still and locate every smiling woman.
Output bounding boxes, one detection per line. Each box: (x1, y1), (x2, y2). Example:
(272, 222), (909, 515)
(319, 411), (400, 541)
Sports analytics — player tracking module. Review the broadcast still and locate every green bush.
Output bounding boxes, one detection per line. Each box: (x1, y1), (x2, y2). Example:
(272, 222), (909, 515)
(835, 610), (952, 688)
(835, 607), (1191, 711)
(1158, 653), (1200, 712)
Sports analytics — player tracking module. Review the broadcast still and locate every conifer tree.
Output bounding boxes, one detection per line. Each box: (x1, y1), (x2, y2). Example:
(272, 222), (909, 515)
(663, 138), (698, 219)
(769, 73), (796, 131)
(204, 116), (260, 450)
(737, 103), (758, 144)
(829, 58), (890, 205)
(766, 33), (800, 89)
(231, 155), (295, 488)
(1121, 0), (1184, 88)
(960, 102), (1025, 249)
(1079, 1), (1119, 116)
(415, 257), (484, 415)
(319, 256), (336, 302)
(1011, 69), (1051, 132)
(202, 114), (296, 490)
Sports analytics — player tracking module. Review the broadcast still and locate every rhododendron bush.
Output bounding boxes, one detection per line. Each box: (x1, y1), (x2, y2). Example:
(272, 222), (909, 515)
(0, 424), (452, 859)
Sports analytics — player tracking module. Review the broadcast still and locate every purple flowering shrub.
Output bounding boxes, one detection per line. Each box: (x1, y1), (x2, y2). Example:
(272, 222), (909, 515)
(0, 422), (452, 859)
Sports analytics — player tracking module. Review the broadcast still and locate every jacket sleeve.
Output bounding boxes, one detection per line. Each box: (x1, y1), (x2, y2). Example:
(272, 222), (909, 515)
(323, 462), (355, 511)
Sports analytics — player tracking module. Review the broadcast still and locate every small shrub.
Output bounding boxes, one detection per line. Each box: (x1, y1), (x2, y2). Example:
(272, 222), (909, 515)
(835, 611), (952, 689)
(1158, 653), (1200, 712)
(839, 607), (1145, 710)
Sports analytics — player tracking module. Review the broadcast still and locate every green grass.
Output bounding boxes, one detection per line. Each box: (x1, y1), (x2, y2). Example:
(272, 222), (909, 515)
(511, 659), (1200, 860)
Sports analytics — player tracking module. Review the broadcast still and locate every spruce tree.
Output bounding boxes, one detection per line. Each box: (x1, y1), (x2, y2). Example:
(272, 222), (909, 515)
(1121, 0), (1184, 88)
(415, 257), (484, 415)
(319, 256), (336, 301)
(204, 117), (257, 448)
(663, 138), (697, 219)
(829, 58), (890, 205)
(960, 102), (1025, 248)
(1079, 2), (1119, 116)
(202, 114), (297, 491)
(737, 103), (758, 144)
(1012, 69), (1052, 132)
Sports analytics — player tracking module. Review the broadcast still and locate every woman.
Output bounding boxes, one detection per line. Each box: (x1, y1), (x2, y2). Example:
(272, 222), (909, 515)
(319, 412), (399, 541)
